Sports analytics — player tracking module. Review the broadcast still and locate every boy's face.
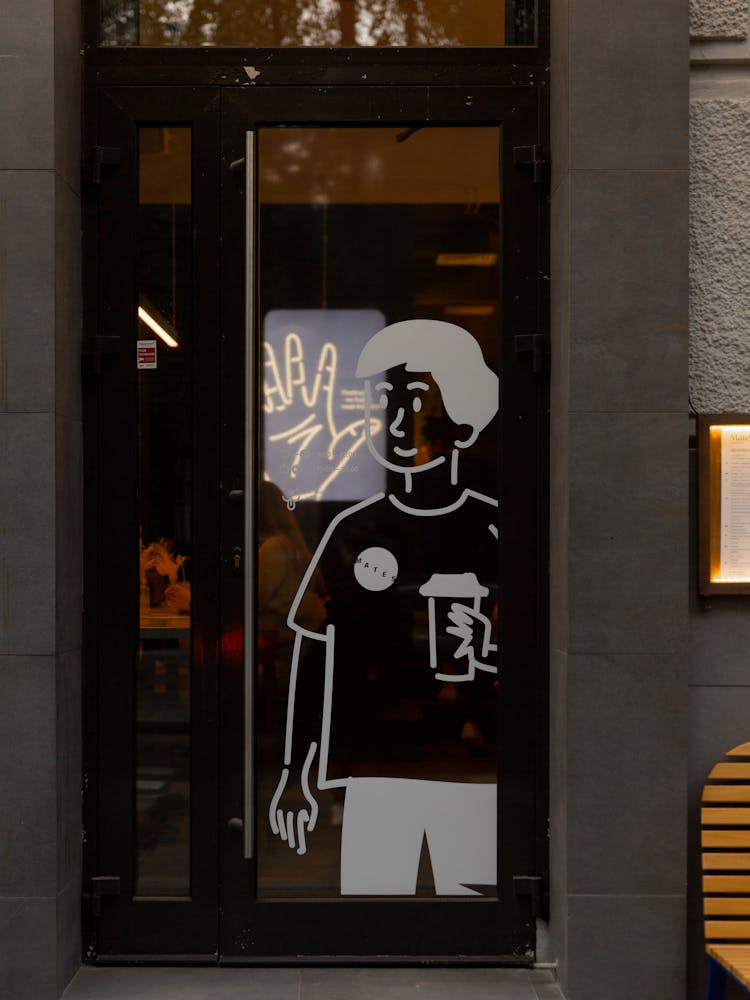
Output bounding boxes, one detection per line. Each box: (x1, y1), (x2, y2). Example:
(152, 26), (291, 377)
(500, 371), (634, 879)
(363, 365), (465, 473)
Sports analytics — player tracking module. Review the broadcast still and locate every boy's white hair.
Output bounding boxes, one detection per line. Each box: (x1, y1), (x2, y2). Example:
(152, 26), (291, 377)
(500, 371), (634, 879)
(356, 319), (498, 445)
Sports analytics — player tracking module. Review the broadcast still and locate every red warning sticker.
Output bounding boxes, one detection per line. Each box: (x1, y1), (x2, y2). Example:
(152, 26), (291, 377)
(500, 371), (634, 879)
(137, 340), (157, 369)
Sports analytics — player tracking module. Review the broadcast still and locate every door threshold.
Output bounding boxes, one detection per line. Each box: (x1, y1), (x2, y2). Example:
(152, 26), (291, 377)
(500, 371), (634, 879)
(94, 956), (219, 966)
(219, 956), (533, 967)
(93, 955), (532, 967)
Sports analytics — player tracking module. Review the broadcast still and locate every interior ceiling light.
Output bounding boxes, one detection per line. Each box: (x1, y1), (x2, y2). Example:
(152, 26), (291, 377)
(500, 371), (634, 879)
(138, 304), (179, 348)
(444, 304), (496, 317)
(435, 252), (498, 267)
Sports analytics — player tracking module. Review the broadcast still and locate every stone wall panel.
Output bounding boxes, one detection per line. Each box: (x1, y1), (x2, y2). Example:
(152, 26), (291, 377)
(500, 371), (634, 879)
(690, 0), (748, 40)
(690, 97), (750, 411)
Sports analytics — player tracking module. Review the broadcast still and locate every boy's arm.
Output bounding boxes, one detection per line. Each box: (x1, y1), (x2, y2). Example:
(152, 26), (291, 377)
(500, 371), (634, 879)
(268, 626), (332, 855)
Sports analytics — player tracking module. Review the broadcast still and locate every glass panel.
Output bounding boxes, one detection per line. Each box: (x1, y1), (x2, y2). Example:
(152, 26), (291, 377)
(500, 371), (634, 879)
(100, 0), (536, 47)
(136, 126), (192, 897)
(256, 127), (501, 898)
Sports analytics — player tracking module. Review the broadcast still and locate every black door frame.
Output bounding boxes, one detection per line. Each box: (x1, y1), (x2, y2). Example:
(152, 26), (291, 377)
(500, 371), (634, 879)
(219, 84), (547, 961)
(82, 70), (549, 965)
(82, 85), (223, 959)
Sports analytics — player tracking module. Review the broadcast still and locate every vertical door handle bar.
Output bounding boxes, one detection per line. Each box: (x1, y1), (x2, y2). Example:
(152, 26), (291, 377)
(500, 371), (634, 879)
(243, 130), (257, 859)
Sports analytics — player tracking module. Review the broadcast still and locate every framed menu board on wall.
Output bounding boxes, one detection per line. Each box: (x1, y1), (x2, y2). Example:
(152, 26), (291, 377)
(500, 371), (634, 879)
(699, 414), (750, 595)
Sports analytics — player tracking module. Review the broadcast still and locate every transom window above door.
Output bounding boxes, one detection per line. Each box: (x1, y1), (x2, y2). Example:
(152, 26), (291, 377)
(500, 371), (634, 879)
(99, 0), (537, 48)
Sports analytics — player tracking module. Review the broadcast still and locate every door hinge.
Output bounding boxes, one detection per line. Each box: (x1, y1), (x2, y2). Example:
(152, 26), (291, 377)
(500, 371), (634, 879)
(513, 875), (545, 918)
(514, 332), (549, 373)
(82, 334), (121, 376)
(513, 144), (548, 185)
(84, 876), (120, 918)
(87, 146), (121, 185)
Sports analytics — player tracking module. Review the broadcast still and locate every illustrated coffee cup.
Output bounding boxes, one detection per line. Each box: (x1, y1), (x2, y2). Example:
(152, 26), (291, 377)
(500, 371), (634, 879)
(419, 572), (490, 681)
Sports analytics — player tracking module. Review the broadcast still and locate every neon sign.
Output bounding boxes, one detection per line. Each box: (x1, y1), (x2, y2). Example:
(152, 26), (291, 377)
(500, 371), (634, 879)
(262, 310), (386, 501)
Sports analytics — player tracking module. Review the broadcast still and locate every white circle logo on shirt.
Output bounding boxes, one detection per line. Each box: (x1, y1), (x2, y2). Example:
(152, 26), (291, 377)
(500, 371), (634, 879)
(354, 547), (398, 592)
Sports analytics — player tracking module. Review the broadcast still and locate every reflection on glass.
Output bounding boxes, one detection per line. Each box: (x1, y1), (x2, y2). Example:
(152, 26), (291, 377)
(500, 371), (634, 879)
(136, 126), (192, 897)
(256, 127), (500, 898)
(100, 0), (536, 47)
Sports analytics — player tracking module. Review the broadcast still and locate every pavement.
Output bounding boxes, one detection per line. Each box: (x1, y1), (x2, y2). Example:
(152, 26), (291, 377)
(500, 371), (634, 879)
(62, 966), (565, 999)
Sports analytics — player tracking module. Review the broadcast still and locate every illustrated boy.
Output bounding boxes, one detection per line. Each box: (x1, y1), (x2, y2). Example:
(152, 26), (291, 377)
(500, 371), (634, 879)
(269, 319), (500, 895)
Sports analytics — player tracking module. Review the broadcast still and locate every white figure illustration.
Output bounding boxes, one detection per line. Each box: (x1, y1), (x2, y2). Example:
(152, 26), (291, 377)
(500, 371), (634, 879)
(269, 319), (500, 895)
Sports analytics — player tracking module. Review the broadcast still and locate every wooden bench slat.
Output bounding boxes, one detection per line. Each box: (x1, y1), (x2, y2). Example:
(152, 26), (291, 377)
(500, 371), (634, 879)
(705, 920), (750, 940)
(703, 830), (750, 848)
(708, 945), (750, 970)
(708, 763), (750, 780)
(703, 751), (750, 990)
(705, 899), (750, 916)
(704, 876), (750, 893)
(702, 808), (750, 826)
(704, 787), (750, 804)
(707, 944), (750, 987)
(703, 853), (750, 871)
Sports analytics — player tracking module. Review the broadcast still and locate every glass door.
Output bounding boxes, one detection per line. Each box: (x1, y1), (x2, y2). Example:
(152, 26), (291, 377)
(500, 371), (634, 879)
(84, 83), (545, 962)
(256, 126), (502, 898)
(219, 87), (547, 960)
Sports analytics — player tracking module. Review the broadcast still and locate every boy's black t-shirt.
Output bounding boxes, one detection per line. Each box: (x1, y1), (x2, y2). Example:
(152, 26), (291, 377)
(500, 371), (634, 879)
(291, 490), (498, 783)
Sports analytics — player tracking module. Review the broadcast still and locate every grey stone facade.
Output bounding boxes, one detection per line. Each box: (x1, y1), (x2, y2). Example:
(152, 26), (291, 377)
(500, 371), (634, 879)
(691, 0), (748, 41)
(689, 15), (750, 999)
(550, 1), (689, 999)
(690, 94), (750, 411)
(0, 0), (695, 995)
(0, 0), (82, 995)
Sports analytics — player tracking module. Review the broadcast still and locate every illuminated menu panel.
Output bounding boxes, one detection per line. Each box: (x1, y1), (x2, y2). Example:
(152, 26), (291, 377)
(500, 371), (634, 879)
(699, 417), (750, 594)
(718, 426), (750, 581)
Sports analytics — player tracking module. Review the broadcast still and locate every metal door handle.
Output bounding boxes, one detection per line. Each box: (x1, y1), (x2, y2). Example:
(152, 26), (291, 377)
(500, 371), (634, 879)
(243, 130), (257, 860)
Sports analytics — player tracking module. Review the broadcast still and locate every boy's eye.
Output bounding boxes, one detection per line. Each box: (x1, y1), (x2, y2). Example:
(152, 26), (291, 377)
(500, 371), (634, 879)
(412, 397), (422, 413)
